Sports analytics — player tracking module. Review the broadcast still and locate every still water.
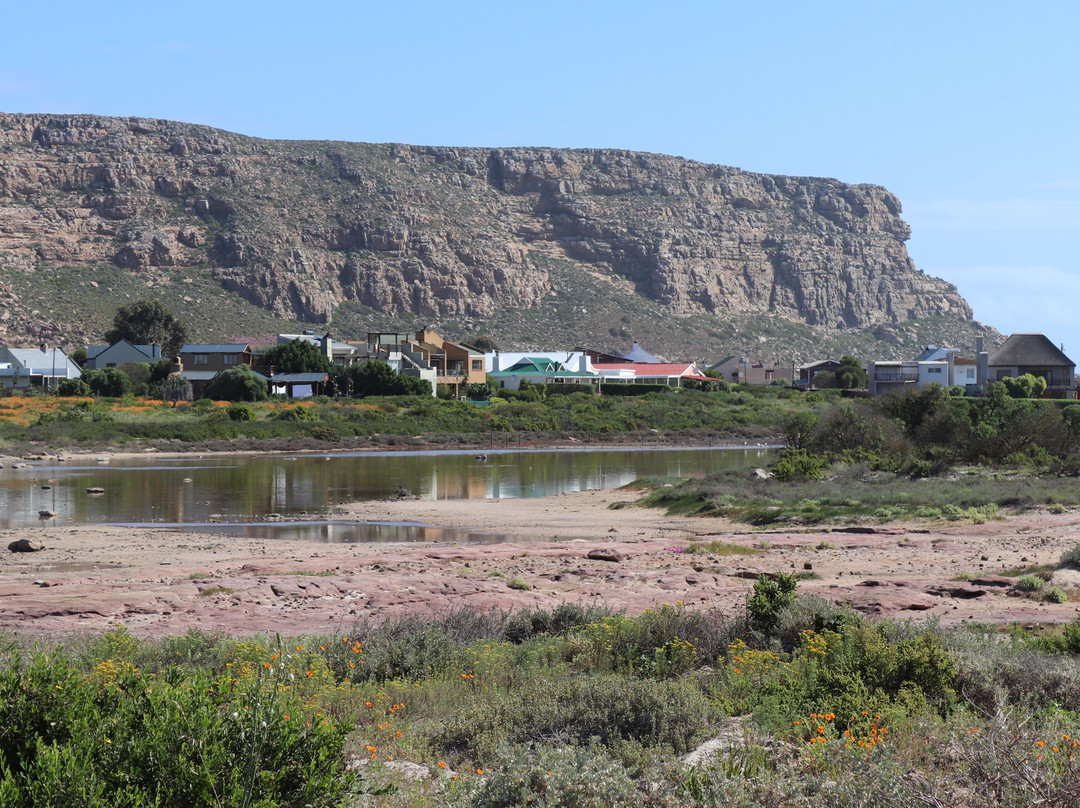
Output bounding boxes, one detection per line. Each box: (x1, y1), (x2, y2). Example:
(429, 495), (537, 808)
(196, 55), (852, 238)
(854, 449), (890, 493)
(0, 446), (775, 538)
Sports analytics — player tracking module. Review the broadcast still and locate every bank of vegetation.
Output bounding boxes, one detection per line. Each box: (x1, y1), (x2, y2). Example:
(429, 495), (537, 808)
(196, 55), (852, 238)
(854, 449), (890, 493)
(4, 572), (1080, 806)
(645, 383), (1080, 525)
(0, 383), (825, 453)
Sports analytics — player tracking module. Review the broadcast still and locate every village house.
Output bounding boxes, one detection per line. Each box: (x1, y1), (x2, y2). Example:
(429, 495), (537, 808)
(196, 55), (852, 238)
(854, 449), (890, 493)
(487, 354), (597, 390)
(988, 333), (1076, 398)
(177, 343), (258, 397)
(0, 345), (82, 390)
(85, 340), (163, 369)
(366, 330), (484, 397)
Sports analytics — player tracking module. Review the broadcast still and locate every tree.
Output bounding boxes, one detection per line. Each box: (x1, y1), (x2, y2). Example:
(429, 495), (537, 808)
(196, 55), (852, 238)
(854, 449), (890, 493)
(836, 356), (868, 389)
(780, 411), (818, 450)
(467, 335), (499, 352)
(204, 366), (268, 402)
(260, 340), (332, 374)
(81, 368), (132, 398)
(56, 378), (91, 397)
(346, 361), (431, 398)
(1000, 373), (1046, 399)
(104, 299), (188, 359)
(161, 374), (193, 406)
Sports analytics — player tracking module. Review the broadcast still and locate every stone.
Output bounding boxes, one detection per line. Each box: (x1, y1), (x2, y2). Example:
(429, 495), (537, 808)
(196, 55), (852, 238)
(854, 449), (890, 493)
(587, 548), (624, 563)
(9, 539), (45, 553)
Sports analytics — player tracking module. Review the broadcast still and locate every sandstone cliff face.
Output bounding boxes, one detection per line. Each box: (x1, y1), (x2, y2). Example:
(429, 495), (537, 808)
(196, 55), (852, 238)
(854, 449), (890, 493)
(0, 113), (971, 345)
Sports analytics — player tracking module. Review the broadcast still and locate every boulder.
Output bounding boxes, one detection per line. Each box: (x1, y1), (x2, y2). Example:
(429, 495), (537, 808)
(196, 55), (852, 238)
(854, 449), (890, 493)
(9, 539), (45, 553)
(587, 548), (624, 563)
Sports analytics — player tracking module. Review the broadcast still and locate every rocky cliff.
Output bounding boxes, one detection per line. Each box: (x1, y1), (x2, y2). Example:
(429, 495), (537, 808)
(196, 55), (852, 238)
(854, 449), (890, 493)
(0, 113), (978, 356)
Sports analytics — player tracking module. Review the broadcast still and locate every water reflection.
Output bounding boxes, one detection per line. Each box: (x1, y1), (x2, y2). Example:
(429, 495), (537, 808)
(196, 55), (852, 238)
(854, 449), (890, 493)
(105, 520), (522, 545)
(0, 446), (775, 529)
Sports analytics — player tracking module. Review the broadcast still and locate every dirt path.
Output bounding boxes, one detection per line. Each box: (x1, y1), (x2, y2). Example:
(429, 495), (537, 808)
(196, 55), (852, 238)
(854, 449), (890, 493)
(3, 486), (1080, 640)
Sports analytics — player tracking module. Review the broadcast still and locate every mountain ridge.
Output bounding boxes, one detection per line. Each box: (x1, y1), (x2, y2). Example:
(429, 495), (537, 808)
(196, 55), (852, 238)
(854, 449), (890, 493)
(0, 112), (995, 361)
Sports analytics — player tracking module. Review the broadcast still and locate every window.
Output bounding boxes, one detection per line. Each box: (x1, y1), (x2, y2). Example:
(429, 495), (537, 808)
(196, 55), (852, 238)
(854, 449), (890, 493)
(471, 359), (482, 371)
(193, 354), (209, 365)
(224, 354), (238, 365)
(927, 367), (942, 374)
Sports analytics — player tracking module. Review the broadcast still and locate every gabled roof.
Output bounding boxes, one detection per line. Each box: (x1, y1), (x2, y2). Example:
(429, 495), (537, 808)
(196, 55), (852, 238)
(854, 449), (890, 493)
(88, 340), (162, 361)
(180, 344), (252, 354)
(621, 343), (662, 363)
(707, 356), (737, 370)
(913, 345), (960, 362)
(989, 333), (1074, 368)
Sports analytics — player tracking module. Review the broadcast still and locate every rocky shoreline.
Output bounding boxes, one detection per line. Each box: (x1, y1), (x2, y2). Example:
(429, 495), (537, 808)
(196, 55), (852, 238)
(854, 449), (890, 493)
(3, 486), (1080, 641)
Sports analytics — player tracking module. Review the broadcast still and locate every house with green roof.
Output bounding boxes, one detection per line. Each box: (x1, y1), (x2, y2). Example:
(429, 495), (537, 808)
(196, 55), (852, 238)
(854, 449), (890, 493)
(488, 356), (597, 391)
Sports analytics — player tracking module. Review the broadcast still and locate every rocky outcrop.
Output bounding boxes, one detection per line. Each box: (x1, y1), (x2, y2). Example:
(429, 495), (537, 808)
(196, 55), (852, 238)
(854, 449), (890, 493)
(0, 113), (973, 346)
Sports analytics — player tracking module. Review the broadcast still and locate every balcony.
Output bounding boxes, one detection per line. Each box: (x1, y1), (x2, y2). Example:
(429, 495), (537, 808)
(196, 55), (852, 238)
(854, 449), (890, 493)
(873, 372), (919, 383)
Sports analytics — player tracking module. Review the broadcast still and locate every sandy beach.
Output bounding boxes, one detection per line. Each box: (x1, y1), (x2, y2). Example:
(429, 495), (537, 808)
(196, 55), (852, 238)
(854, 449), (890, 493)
(4, 475), (1080, 640)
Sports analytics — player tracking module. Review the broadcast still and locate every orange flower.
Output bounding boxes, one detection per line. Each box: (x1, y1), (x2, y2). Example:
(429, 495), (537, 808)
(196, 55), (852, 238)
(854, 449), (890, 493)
(438, 761), (447, 768)
(1037, 741), (1046, 748)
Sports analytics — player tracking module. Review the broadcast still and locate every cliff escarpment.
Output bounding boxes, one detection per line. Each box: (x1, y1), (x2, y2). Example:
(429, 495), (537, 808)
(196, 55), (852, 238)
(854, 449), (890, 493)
(0, 113), (974, 354)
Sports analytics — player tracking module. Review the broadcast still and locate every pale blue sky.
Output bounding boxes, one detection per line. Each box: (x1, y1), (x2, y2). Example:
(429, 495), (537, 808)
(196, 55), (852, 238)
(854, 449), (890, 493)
(5, 1), (1080, 355)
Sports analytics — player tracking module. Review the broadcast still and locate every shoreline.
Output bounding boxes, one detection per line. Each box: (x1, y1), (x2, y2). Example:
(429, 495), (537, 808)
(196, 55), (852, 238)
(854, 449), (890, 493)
(1, 437), (783, 466)
(4, 486), (1080, 641)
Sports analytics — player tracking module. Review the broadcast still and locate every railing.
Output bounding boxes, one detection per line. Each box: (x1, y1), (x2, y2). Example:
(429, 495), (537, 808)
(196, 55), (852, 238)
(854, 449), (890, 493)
(873, 372), (919, 382)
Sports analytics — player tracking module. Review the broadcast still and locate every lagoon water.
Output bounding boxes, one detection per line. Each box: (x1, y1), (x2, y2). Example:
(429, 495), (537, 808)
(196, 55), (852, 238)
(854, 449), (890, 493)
(0, 446), (775, 539)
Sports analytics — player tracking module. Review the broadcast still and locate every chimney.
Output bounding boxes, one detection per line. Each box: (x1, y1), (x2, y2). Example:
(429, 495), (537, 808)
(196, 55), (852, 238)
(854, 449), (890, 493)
(976, 336), (984, 354)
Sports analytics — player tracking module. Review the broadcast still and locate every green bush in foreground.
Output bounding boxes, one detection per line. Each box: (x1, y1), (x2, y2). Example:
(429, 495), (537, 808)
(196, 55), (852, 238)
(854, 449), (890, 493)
(6, 596), (1080, 807)
(0, 642), (358, 807)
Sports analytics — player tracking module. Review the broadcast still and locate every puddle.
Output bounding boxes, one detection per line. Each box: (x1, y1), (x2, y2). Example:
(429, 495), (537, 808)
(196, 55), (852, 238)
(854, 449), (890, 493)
(103, 520), (526, 545)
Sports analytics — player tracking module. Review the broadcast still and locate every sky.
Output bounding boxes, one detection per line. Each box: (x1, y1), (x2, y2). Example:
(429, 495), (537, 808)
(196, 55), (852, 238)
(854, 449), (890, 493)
(4, 1), (1080, 355)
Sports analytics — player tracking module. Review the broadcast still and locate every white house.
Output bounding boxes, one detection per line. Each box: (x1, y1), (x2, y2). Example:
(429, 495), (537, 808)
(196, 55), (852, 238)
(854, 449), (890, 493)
(0, 345), (82, 389)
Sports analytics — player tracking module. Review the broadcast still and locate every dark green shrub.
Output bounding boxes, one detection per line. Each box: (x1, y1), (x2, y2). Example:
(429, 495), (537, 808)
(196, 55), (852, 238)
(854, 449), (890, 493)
(0, 649), (356, 807)
(56, 378), (91, 397)
(771, 449), (828, 482)
(747, 572), (799, 637)
(226, 403), (255, 422)
(273, 405), (318, 422)
(81, 367), (132, 398)
(204, 366), (268, 402)
(594, 383), (668, 397)
(1061, 543), (1080, 570)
